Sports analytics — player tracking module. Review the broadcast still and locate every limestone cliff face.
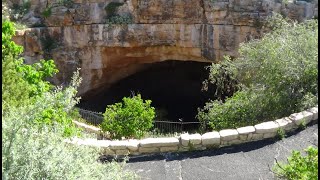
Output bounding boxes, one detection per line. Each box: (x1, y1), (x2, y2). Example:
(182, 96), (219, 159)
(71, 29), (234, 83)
(11, 0), (318, 95)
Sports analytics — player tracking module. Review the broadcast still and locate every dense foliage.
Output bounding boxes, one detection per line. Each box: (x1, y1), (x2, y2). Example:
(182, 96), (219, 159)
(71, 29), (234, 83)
(2, 21), (58, 106)
(2, 96), (137, 180)
(101, 94), (155, 139)
(2, 20), (137, 179)
(197, 14), (318, 130)
(273, 146), (318, 180)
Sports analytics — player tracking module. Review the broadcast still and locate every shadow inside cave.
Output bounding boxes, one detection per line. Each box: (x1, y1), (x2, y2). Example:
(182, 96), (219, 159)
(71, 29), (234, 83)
(77, 60), (216, 128)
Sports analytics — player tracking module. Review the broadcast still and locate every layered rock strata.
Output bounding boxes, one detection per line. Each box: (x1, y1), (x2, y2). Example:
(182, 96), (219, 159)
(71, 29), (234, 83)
(10, 0), (318, 95)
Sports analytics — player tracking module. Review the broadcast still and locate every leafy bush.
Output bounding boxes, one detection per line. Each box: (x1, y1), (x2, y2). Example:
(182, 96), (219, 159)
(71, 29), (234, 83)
(201, 56), (239, 101)
(2, 104), (137, 180)
(32, 70), (83, 137)
(197, 90), (260, 130)
(276, 128), (286, 140)
(105, 2), (124, 18)
(106, 14), (133, 25)
(16, 59), (59, 97)
(2, 56), (30, 108)
(273, 146), (318, 180)
(3, 21), (58, 105)
(2, 21), (23, 58)
(198, 14), (318, 130)
(40, 34), (58, 52)
(2, 21), (76, 136)
(42, 6), (52, 18)
(101, 94), (155, 139)
(2, 20), (138, 179)
(104, 2), (133, 25)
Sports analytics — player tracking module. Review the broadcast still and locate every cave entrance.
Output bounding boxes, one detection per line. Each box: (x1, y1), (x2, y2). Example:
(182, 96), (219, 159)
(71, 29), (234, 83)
(78, 60), (216, 132)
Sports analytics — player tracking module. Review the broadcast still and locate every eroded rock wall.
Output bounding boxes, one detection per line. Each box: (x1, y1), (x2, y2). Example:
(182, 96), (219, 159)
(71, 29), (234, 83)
(11, 0), (318, 95)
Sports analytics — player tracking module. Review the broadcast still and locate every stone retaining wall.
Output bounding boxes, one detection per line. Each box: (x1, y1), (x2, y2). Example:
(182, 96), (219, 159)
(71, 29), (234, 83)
(67, 106), (318, 156)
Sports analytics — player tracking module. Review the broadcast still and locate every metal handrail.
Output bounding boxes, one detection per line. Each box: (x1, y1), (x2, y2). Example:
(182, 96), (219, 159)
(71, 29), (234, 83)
(76, 107), (207, 132)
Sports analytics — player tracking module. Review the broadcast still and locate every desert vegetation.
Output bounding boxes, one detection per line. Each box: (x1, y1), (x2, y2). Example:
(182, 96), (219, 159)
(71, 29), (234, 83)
(197, 14), (318, 131)
(2, 20), (137, 179)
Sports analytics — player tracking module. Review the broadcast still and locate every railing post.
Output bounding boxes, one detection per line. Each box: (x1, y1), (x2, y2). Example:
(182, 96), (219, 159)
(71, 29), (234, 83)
(179, 118), (183, 133)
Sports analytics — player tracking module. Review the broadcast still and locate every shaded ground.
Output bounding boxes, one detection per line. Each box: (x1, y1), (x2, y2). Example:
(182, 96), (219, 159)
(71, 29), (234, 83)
(125, 123), (318, 180)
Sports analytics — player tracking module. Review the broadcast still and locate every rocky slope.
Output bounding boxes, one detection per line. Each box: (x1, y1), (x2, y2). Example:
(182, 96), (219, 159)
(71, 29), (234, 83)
(9, 0), (318, 95)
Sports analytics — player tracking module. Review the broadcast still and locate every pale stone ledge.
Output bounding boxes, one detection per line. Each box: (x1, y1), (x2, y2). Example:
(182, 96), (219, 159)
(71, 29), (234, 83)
(301, 111), (314, 124)
(193, 145), (206, 151)
(289, 112), (304, 125)
(274, 117), (296, 131)
(228, 139), (243, 145)
(160, 146), (179, 152)
(251, 133), (264, 141)
(103, 148), (115, 155)
(180, 133), (202, 146)
(239, 134), (248, 141)
(289, 111), (313, 125)
(307, 107), (318, 120)
(139, 137), (179, 147)
(67, 107), (317, 156)
(72, 120), (101, 134)
(254, 121), (279, 133)
(263, 132), (277, 139)
(247, 133), (253, 140)
(237, 126), (255, 135)
(15, 29), (27, 36)
(189, 133), (202, 145)
(115, 149), (130, 156)
(109, 140), (138, 150)
(180, 133), (190, 146)
(219, 129), (239, 141)
(127, 140), (140, 151)
(130, 151), (141, 156)
(178, 146), (190, 152)
(201, 131), (220, 146)
(139, 147), (159, 153)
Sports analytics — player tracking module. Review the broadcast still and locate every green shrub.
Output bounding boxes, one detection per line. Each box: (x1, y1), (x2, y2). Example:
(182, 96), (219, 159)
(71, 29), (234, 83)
(106, 14), (133, 25)
(105, 2), (124, 18)
(2, 21), (58, 104)
(298, 120), (307, 130)
(273, 146), (318, 180)
(40, 34), (57, 52)
(2, 20), (138, 179)
(2, 105), (137, 180)
(2, 56), (32, 108)
(201, 56), (239, 101)
(276, 128), (286, 140)
(2, 20), (78, 137)
(198, 14), (318, 130)
(197, 90), (260, 130)
(16, 59), (59, 97)
(2, 21), (23, 58)
(42, 6), (52, 18)
(10, 0), (31, 21)
(101, 94), (155, 139)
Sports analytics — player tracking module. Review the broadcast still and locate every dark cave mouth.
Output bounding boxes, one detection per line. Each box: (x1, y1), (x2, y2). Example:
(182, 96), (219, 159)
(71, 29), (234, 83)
(78, 60), (217, 131)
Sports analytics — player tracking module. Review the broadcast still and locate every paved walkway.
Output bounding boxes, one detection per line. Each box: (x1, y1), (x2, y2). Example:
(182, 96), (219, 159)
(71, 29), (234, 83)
(126, 123), (318, 180)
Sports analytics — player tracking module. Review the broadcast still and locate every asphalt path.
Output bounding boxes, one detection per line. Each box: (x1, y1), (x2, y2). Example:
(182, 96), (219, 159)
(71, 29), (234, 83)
(124, 122), (318, 180)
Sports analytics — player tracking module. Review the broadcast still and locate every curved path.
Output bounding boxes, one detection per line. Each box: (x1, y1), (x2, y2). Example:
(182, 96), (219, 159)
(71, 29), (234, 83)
(125, 123), (318, 180)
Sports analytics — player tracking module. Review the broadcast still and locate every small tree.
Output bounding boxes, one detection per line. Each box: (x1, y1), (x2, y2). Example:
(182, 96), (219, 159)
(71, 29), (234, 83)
(101, 94), (155, 139)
